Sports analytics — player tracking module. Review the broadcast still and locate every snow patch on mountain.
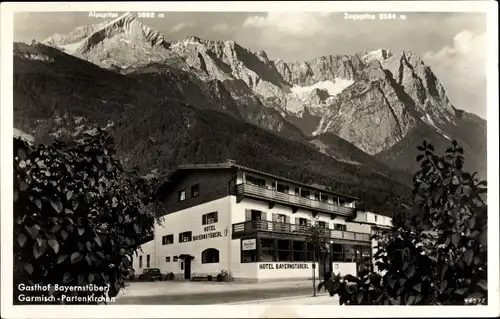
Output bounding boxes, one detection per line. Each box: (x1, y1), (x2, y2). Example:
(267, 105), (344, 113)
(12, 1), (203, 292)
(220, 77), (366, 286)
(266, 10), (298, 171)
(283, 79), (354, 117)
(363, 49), (393, 63)
(59, 39), (86, 54)
(421, 114), (451, 140)
(289, 79), (354, 98)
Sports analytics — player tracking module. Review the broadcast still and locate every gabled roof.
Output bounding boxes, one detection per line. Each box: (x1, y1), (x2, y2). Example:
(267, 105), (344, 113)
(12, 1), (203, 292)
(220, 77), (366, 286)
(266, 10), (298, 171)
(159, 160), (359, 201)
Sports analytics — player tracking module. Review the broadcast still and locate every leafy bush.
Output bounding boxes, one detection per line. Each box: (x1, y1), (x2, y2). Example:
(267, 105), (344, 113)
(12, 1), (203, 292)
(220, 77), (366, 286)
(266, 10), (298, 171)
(319, 140), (488, 305)
(13, 128), (160, 304)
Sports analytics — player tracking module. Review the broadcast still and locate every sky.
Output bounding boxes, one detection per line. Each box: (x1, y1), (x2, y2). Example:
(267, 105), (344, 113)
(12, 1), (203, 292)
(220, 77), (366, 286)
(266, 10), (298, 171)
(14, 11), (488, 118)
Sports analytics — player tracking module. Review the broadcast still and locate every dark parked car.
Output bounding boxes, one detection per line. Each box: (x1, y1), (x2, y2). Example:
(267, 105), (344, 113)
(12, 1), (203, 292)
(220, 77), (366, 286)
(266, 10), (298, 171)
(138, 268), (165, 281)
(126, 268), (136, 281)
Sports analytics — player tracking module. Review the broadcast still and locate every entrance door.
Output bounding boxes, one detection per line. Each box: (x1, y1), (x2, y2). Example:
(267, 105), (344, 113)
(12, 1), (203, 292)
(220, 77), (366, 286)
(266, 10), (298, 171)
(184, 258), (192, 280)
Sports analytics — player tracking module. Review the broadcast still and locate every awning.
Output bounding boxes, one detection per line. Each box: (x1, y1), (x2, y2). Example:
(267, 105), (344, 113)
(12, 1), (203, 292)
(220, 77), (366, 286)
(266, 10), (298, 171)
(178, 254), (195, 260)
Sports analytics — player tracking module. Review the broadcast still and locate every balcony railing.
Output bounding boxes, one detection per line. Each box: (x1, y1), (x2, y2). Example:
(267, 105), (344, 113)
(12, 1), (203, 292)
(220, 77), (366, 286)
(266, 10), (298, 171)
(235, 184), (355, 216)
(232, 220), (371, 242)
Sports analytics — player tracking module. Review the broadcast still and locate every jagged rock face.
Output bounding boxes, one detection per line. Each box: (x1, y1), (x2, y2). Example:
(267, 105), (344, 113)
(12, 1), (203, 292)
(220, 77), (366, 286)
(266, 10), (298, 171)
(41, 12), (479, 158)
(312, 53), (459, 154)
(43, 13), (186, 70)
(275, 54), (366, 85)
(314, 63), (417, 154)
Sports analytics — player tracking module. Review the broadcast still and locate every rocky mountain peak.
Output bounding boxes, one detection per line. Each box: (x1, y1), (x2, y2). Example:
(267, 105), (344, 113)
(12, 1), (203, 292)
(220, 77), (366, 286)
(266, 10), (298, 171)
(39, 19), (474, 160)
(362, 48), (393, 63)
(183, 35), (203, 43)
(42, 12), (173, 69)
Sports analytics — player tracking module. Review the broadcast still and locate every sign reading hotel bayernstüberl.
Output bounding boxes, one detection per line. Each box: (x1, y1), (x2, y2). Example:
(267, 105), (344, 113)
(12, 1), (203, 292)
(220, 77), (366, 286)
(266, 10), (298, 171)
(259, 263), (311, 270)
(192, 225), (228, 241)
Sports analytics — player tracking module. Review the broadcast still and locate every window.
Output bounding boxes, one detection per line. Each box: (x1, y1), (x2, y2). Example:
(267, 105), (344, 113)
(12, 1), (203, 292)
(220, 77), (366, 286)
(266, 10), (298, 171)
(180, 261), (184, 270)
(165, 256), (170, 262)
(314, 193), (320, 201)
(191, 184), (200, 197)
(202, 248), (220, 264)
(331, 244), (344, 261)
(292, 240), (306, 262)
(173, 256), (179, 262)
(242, 250), (257, 263)
(146, 254), (150, 268)
(277, 239), (291, 262)
(246, 175), (266, 188)
(297, 217), (308, 226)
(318, 221), (327, 228)
(374, 215), (378, 222)
(202, 212), (218, 225)
(321, 195), (329, 202)
(178, 190), (186, 202)
(162, 234), (174, 245)
(260, 238), (276, 262)
(301, 190), (310, 198)
(245, 209), (267, 221)
(139, 256), (143, 268)
(277, 184), (289, 194)
(294, 188), (300, 196)
(276, 214), (287, 223)
(334, 224), (347, 231)
(179, 231), (192, 243)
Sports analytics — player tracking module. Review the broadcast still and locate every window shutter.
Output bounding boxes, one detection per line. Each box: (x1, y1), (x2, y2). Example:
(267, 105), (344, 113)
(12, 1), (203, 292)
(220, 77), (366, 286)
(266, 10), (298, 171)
(285, 216), (291, 224)
(202, 214), (206, 225)
(272, 213), (277, 222)
(179, 233), (182, 242)
(295, 217), (299, 224)
(262, 212), (267, 221)
(214, 212), (218, 223)
(245, 209), (252, 221)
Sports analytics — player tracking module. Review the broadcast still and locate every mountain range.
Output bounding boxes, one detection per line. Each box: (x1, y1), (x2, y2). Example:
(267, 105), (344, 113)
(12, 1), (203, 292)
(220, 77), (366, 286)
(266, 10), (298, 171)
(13, 12), (487, 216)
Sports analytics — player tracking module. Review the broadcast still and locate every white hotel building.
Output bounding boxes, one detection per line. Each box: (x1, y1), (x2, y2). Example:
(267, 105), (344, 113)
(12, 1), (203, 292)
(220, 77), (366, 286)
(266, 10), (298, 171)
(132, 160), (392, 281)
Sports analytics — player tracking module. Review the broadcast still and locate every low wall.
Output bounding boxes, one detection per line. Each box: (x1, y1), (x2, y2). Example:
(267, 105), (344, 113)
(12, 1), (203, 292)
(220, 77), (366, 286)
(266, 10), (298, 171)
(230, 262), (358, 281)
(331, 262), (357, 276)
(257, 262), (320, 280)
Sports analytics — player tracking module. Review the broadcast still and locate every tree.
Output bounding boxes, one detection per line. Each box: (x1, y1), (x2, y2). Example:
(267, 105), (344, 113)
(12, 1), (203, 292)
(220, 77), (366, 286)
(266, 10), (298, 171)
(306, 217), (331, 296)
(13, 128), (161, 304)
(318, 140), (488, 305)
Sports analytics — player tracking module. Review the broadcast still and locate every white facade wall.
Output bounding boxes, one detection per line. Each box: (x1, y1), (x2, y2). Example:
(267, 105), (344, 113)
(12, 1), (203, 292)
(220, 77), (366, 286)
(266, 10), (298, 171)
(331, 262), (357, 276)
(132, 240), (155, 273)
(133, 197), (233, 278)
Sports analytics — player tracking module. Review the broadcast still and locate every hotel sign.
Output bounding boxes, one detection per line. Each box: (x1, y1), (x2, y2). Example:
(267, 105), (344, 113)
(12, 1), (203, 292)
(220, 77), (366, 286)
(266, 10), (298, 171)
(242, 239), (256, 251)
(259, 263), (310, 270)
(193, 225), (227, 241)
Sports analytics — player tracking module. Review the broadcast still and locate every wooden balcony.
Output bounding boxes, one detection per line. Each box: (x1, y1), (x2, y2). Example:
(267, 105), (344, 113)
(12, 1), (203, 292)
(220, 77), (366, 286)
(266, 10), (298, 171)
(235, 184), (355, 217)
(232, 220), (371, 242)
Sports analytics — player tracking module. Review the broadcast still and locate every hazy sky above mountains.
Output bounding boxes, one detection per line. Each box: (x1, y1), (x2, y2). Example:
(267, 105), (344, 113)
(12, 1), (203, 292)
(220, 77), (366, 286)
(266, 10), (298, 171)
(14, 11), (488, 118)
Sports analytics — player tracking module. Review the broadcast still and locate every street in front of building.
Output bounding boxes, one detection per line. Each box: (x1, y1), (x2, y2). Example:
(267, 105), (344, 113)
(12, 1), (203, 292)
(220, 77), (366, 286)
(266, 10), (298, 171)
(113, 280), (337, 305)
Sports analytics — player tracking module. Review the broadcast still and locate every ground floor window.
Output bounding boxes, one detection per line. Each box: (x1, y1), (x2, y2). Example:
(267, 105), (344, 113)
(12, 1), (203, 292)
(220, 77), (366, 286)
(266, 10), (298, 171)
(242, 250), (257, 263)
(241, 236), (371, 265)
(202, 248), (220, 264)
